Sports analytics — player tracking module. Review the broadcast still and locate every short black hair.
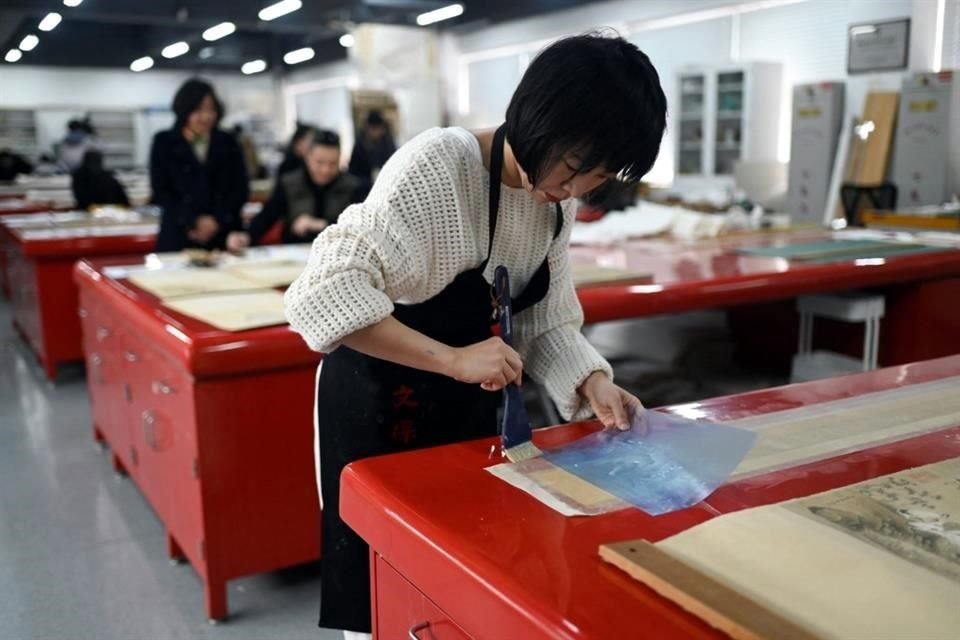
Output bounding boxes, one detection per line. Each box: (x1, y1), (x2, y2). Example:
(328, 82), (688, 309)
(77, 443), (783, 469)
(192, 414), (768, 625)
(504, 32), (667, 185)
(172, 78), (224, 128)
(366, 110), (387, 127)
(309, 129), (341, 149)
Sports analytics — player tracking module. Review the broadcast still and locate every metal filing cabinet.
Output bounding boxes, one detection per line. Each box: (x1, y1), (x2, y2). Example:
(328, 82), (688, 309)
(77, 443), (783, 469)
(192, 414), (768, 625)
(787, 82), (845, 223)
(891, 71), (960, 207)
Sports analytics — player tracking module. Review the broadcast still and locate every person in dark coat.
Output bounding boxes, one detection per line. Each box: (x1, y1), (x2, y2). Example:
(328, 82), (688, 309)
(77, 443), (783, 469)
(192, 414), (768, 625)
(150, 78), (249, 252)
(71, 150), (129, 210)
(227, 130), (365, 251)
(347, 110), (396, 191)
(276, 122), (316, 176)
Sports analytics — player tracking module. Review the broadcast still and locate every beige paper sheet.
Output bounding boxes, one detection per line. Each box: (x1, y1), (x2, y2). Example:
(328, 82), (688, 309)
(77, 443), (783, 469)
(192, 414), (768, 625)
(658, 458), (960, 639)
(162, 290), (288, 331)
(226, 260), (307, 288)
(488, 376), (960, 516)
(730, 376), (960, 479)
(570, 264), (652, 288)
(128, 269), (261, 299)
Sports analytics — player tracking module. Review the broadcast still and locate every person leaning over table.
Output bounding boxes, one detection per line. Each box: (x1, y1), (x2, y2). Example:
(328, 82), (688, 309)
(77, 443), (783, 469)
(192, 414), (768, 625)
(149, 78), (249, 252)
(283, 32), (667, 640)
(226, 130), (365, 251)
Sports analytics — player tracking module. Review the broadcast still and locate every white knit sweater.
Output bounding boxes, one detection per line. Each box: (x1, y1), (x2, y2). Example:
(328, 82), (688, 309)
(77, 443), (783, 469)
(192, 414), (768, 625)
(284, 127), (612, 420)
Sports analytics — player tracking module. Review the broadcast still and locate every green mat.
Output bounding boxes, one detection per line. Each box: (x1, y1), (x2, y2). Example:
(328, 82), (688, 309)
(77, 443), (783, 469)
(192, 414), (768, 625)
(737, 239), (946, 263)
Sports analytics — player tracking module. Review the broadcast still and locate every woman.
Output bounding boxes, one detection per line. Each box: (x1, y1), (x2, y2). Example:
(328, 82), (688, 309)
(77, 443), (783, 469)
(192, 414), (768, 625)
(149, 78), (249, 252)
(227, 130), (364, 250)
(71, 150), (129, 210)
(284, 33), (667, 638)
(276, 121), (316, 176)
(347, 110), (396, 191)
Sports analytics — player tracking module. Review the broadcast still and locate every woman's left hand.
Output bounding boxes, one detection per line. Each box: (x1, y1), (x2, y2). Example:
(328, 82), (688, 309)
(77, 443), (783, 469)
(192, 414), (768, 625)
(579, 371), (644, 431)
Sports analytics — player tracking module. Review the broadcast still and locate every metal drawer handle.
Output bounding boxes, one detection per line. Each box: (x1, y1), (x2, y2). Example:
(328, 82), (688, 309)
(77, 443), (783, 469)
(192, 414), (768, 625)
(96, 327), (111, 341)
(151, 380), (174, 395)
(125, 351), (139, 363)
(408, 621), (430, 639)
(142, 410), (157, 450)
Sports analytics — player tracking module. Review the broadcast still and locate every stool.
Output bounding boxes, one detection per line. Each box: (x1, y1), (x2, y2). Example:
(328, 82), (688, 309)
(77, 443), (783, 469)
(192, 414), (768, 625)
(791, 293), (885, 383)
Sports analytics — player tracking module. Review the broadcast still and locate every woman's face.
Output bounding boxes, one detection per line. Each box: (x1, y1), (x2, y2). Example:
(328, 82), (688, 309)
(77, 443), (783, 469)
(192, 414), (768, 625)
(518, 154), (614, 204)
(306, 144), (341, 186)
(186, 95), (218, 137)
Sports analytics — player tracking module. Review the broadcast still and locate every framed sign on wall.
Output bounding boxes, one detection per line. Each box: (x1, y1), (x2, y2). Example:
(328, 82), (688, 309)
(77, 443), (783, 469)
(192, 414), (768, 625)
(847, 18), (910, 74)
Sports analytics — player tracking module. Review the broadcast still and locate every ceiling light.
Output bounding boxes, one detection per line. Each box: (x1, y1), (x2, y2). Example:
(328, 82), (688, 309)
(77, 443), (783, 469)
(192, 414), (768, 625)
(63, 0), (83, 6)
(198, 46), (215, 59)
(39, 13), (62, 32)
(416, 3), (463, 26)
(242, 59), (267, 75)
(259, 0), (302, 21)
(203, 22), (235, 41)
(5, 49), (22, 63)
(19, 34), (39, 51)
(339, 33), (354, 48)
(283, 47), (314, 65)
(130, 56), (154, 72)
(161, 41), (190, 59)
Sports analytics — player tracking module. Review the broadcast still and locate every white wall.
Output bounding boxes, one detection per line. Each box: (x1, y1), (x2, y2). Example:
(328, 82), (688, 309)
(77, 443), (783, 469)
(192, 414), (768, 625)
(0, 65), (282, 166)
(449, 0), (931, 185)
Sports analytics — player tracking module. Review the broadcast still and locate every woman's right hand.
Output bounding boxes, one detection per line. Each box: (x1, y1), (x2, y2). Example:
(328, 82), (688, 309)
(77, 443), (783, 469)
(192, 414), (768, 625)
(447, 337), (523, 391)
(188, 214), (220, 244)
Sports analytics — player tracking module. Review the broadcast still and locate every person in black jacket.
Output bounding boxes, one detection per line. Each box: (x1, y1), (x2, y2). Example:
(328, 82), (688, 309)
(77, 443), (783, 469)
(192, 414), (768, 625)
(71, 150), (129, 210)
(150, 78), (249, 252)
(347, 110), (396, 192)
(227, 130), (364, 251)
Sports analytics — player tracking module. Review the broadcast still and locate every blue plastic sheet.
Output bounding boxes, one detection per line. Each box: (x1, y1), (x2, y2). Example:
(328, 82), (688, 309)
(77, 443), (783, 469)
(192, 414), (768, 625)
(542, 411), (757, 516)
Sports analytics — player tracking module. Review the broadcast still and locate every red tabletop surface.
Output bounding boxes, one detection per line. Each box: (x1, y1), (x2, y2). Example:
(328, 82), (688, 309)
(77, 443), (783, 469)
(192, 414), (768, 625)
(571, 230), (960, 322)
(74, 258), (318, 379)
(341, 355), (960, 639)
(4, 222), (157, 258)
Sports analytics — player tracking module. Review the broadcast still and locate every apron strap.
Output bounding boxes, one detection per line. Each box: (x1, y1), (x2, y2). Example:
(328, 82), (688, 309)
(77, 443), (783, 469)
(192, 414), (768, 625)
(486, 125), (507, 261)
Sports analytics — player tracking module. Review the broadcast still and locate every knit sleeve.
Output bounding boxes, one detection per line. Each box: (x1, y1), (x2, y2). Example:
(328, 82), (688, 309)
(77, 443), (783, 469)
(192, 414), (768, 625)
(283, 130), (469, 353)
(512, 202), (613, 421)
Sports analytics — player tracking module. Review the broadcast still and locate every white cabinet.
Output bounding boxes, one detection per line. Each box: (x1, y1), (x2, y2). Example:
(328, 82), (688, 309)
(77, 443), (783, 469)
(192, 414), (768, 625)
(675, 62), (783, 181)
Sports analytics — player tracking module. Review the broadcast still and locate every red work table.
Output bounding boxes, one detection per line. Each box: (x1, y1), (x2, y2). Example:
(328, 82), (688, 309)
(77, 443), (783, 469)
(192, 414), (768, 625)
(73, 258), (322, 620)
(2, 214), (156, 378)
(341, 355), (960, 639)
(572, 230), (960, 365)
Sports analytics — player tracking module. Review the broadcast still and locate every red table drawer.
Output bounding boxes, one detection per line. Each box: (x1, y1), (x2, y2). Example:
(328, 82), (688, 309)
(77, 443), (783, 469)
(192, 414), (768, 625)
(375, 554), (471, 640)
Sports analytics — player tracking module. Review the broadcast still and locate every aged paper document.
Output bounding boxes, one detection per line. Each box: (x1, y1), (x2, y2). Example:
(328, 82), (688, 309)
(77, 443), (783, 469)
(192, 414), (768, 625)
(226, 260), (307, 288)
(653, 457), (960, 639)
(128, 269), (261, 299)
(162, 290), (288, 331)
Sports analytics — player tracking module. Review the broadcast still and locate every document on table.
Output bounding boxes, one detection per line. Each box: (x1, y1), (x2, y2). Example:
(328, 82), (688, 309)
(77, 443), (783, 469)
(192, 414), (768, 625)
(162, 289), (288, 331)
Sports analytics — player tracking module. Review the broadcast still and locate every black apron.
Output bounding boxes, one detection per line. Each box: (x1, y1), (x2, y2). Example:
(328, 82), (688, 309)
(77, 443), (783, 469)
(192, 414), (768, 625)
(314, 125), (562, 632)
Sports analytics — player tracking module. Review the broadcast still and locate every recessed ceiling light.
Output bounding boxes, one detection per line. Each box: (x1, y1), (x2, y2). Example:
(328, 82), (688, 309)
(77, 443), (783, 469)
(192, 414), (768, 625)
(339, 33), (354, 48)
(161, 41), (190, 59)
(5, 49), (23, 63)
(283, 47), (314, 65)
(63, 0), (83, 6)
(39, 13), (62, 32)
(416, 3), (463, 26)
(130, 56), (154, 72)
(203, 22), (235, 41)
(259, 0), (302, 22)
(242, 59), (267, 75)
(19, 34), (39, 51)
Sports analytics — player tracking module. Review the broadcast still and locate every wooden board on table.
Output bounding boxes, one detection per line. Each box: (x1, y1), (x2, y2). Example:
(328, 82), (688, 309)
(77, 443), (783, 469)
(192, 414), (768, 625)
(162, 289), (288, 331)
(599, 540), (818, 640)
(128, 269), (261, 300)
(571, 264), (653, 288)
